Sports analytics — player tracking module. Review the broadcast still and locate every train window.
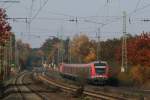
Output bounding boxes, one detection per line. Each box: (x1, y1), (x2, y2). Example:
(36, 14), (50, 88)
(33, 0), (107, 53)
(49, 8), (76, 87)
(95, 68), (106, 75)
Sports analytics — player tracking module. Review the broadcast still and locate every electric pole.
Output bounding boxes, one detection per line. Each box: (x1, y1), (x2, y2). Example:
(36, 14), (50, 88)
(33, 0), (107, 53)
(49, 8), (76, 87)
(121, 11), (128, 72)
(8, 34), (12, 77)
(15, 40), (19, 71)
(69, 39), (72, 64)
(96, 27), (101, 61)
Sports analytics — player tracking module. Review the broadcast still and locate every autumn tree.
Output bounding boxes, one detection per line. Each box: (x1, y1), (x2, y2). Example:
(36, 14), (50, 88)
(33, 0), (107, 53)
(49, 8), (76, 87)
(84, 48), (96, 63)
(116, 32), (150, 86)
(70, 34), (96, 63)
(0, 8), (12, 80)
(128, 33), (150, 66)
(129, 33), (150, 86)
(116, 33), (150, 67)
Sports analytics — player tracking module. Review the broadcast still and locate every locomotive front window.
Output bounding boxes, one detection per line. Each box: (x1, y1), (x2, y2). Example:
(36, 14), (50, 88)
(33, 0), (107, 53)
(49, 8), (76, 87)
(95, 68), (106, 75)
(94, 63), (107, 66)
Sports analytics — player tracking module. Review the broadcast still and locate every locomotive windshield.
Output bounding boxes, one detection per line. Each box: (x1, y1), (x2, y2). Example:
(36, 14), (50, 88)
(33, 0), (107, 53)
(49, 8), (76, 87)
(94, 63), (106, 66)
(94, 63), (107, 75)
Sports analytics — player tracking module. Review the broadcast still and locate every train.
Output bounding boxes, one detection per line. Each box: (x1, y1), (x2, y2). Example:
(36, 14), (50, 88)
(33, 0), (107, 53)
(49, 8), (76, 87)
(59, 61), (110, 85)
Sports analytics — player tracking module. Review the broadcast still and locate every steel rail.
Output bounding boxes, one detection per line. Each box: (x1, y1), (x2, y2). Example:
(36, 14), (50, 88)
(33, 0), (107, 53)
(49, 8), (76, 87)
(14, 72), (47, 100)
(14, 72), (26, 100)
(21, 72), (48, 100)
(38, 75), (129, 100)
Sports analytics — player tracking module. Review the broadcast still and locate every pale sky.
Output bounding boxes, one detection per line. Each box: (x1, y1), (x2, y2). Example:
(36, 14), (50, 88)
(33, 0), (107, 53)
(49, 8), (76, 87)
(1, 0), (150, 48)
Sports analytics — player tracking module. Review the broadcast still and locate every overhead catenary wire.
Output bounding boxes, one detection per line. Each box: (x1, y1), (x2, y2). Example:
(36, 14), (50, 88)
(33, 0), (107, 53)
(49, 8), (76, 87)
(128, 0), (142, 23)
(30, 0), (48, 23)
(0, 0), (20, 9)
(8, 1), (150, 33)
(129, 3), (150, 16)
(30, 0), (34, 18)
(135, 0), (142, 11)
(27, 0), (35, 39)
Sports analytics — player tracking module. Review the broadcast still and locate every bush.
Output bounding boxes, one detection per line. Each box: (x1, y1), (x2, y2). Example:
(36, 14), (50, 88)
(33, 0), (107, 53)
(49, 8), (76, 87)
(117, 72), (134, 86)
(130, 65), (150, 86)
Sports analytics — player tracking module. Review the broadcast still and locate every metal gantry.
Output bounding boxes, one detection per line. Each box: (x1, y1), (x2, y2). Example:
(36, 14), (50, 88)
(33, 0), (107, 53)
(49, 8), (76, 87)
(121, 11), (128, 73)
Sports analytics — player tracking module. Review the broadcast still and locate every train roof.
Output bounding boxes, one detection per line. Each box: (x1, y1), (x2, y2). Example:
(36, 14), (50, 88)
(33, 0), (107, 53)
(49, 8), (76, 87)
(89, 61), (108, 64)
(61, 61), (108, 67)
(62, 63), (91, 67)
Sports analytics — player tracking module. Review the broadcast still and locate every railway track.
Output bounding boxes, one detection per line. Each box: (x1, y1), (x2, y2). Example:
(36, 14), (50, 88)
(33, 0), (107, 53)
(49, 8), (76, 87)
(22, 73), (49, 100)
(38, 75), (129, 100)
(3, 71), (46, 100)
(3, 71), (76, 100)
(14, 72), (26, 100)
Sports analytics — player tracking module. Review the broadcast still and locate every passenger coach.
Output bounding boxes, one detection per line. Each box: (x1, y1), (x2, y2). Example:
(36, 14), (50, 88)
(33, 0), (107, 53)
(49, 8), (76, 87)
(59, 61), (110, 84)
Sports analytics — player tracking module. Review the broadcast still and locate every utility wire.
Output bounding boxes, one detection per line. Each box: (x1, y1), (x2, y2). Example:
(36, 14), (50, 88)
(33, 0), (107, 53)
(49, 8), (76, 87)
(30, 0), (48, 23)
(4, 3), (13, 9)
(129, 3), (150, 16)
(47, 11), (74, 18)
(30, 0), (34, 17)
(1, 0), (20, 9)
(128, 0), (142, 18)
(135, 0), (142, 11)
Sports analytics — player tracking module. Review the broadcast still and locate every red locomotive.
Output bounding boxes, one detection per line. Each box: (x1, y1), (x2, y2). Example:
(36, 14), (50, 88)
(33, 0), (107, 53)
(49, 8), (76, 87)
(59, 61), (110, 85)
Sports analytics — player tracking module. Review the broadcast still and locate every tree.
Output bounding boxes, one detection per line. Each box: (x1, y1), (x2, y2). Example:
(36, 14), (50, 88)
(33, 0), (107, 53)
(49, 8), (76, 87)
(84, 48), (96, 63)
(16, 40), (31, 70)
(0, 8), (12, 80)
(116, 33), (150, 67)
(41, 37), (61, 65)
(70, 34), (95, 63)
(100, 38), (121, 66)
(128, 33), (150, 67)
(116, 32), (150, 86)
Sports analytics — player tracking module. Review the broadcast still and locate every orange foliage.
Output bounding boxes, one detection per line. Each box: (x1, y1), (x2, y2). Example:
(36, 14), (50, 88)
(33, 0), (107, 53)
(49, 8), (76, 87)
(84, 49), (96, 63)
(130, 65), (150, 85)
(127, 33), (150, 67)
(116, 33), (150, 67)
(116, 33), (150, 86)
(70, 34), (92, 63)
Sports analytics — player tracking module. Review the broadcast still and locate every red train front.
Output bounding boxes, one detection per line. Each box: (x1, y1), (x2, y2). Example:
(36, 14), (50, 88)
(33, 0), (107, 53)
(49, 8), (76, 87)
(59, 61), (110, 85)
(90, 61), (109, 84)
